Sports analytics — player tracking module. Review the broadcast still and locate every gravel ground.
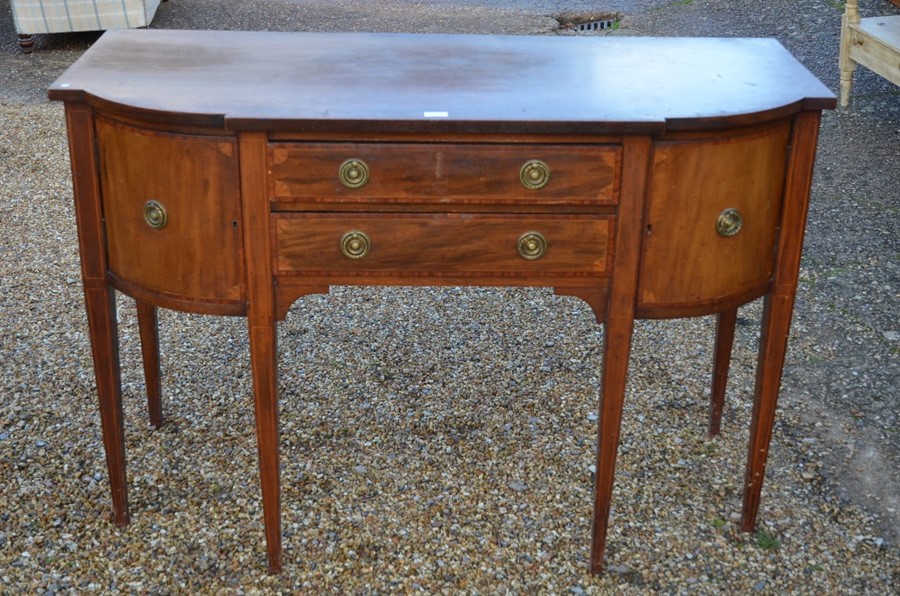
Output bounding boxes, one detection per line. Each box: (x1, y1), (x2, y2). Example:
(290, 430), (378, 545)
(1, 0), (898, 592)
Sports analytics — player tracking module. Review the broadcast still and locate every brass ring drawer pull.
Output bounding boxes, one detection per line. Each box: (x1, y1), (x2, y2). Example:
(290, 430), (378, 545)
(520, 159), (551, 190)
(340, 230), (371, 259)
(339, 159), (370, 189)
(143, 200), (168, 230)
(716, 208), (743, 237)
(517, 231), (547, 260)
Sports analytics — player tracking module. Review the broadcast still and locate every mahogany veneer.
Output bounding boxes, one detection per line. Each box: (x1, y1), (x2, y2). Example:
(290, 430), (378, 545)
(49, 30), (835, 575)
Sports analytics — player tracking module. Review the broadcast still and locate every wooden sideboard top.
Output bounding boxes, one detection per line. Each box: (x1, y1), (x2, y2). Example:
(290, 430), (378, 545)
(49, 29), (835, 133)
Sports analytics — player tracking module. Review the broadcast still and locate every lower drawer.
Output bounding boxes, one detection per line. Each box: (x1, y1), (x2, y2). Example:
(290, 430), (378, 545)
(273, 214), (612, 278)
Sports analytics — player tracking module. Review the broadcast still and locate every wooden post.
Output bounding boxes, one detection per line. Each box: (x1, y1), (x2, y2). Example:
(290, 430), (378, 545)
(136, 301), (163, 428)
(65, 103), (130, 526)
(838, 0), (860, 106)
(239, 131), (283, 573)
(590, 135), (651, 574)
(741, 111), (822, 531)
(709, 308), (737, 436)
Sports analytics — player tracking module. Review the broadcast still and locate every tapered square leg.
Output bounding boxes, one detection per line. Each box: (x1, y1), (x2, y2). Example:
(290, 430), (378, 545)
(741, 295), (792, 531)
(84, 284), (129, 526)
(249, 322), (282, 573)
(709, 308), (737, 437)
(64, 103), (130, 527)
(590, 316), (633, 574)
(589, 135), (650, 574)
(742, 110), (823, 530)
(239, 130), (283, 572)
(136, 301), (163, 428)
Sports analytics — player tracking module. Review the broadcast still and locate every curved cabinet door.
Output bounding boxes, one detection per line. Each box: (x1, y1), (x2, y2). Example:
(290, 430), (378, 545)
(96, 118), (244, 312)
(638, 121), (791, 316)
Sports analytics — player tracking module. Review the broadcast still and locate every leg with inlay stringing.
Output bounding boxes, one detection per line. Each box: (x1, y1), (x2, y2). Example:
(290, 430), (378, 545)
(136, 300), (163, 428)
(84, 284), (129, 526)
(708, 308), (737, 437)
(590, 315), (633, 574)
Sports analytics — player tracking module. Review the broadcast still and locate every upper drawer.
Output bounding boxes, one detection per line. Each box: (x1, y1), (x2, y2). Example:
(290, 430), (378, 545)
(269, 143), (620, 207)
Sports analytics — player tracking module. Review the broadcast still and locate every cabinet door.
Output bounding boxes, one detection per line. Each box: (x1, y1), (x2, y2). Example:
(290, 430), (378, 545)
(96, 118), (244, 309)
(638, 121), (791, 315)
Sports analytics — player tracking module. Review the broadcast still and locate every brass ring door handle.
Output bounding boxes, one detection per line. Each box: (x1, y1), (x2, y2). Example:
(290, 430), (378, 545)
(517, 231), (547, 260)
(143, 200), (167, 230)
(339, 159), (370, 189)
(341, 231), (370, 259)
(520, 160), (551, 190)
(716, 208), (743, 237)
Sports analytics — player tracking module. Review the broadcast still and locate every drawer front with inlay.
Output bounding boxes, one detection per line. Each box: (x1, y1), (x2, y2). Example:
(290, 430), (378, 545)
(269, 143), (620, 207)
(273, 214), (613, 278)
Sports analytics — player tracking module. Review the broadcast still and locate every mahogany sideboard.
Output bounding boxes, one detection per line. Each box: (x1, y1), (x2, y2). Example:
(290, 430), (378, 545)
(49, 30), (835, 574)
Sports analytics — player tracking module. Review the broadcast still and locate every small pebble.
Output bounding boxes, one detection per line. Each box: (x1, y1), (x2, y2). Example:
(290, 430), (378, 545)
(507, 481), (527, 493)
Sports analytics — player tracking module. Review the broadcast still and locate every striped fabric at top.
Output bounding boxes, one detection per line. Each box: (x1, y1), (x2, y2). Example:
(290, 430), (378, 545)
(11, 0), (162, 34)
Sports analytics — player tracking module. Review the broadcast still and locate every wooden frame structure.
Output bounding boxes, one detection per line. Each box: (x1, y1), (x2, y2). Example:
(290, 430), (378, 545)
(839, 0), (900, 106)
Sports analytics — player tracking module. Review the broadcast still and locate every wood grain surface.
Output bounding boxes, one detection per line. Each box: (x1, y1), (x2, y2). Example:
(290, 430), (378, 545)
(49, 30), (835, 132)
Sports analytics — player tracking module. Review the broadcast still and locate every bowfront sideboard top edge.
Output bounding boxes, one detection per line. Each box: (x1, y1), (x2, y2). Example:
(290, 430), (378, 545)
(48, 29), (836, 132)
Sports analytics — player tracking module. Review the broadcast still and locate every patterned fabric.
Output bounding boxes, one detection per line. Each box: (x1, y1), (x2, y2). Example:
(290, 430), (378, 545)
(11, 0), (162, 34)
